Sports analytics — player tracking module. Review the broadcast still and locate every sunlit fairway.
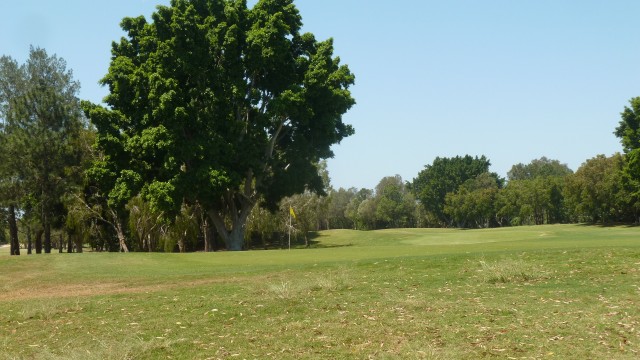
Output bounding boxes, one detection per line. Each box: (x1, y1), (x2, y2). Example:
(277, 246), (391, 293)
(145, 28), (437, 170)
(1, 224), (639, 359)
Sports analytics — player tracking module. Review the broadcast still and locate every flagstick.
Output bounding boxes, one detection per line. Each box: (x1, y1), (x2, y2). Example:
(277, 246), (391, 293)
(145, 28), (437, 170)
(288, 205), (291, 250)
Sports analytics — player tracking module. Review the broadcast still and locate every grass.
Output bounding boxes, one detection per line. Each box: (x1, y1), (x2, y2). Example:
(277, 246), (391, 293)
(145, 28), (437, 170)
(0, 224), (639, 359)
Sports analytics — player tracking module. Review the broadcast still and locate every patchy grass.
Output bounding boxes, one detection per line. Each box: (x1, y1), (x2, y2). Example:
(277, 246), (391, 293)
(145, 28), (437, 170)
(1, 225), (639, 359)
(477, 257), (542, 284)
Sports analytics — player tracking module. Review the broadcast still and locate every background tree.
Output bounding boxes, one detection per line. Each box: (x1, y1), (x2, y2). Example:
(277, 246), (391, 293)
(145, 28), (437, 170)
(126, 195), (165, 252)
(507, 157), (573, 181)
(615, 97), (640, 222)
(445, 172), (500, 228)
(283, 192), (323, 247)
(87, 0), (355, 251)
(412, 155), (497, 227)
(326, 187), (356, 229)
(81, 103), (138, 253)
(374, 175), (417, 229)
(564, 154), (630, 224)
(162, 203), (199, 253)
(0, 48), (85, 254)
(0, 55), (24, 255)
(0, 208), (7, 246)
(344, 188), (373, 230)
(356, 198), (377, 231)
(246, 205), (283, 249)
(492, 158), (571, 226)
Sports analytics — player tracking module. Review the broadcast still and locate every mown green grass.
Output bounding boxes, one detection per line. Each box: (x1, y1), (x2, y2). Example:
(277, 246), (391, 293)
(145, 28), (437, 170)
(1, 224), (639, 359)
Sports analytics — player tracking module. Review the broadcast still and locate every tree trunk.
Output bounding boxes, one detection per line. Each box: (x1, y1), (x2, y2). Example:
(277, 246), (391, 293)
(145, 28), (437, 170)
(208, 203), (253, 251)
(115, 221), (129, 253)
(67, 233), (73, 253)
(75, 234), (83, 253)
(35, 228), (43, 254)
(207, 172), (257, 251)
(8, 204), (20, 256)
(177, 232), (185, 253)
(109, 210), (129, 253)
(202, 219), (211, 252)
(44, 216), (52, 253)
(227, 226), (245, 251)
(27, 225), (32, 255)
(59, 233), (63, 253)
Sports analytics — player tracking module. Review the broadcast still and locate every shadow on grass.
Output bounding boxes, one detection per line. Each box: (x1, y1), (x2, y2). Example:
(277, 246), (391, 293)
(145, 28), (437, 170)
(304, 231), (354, 249)
(245, 231), (353, 250)
(576, 222), (639, 228)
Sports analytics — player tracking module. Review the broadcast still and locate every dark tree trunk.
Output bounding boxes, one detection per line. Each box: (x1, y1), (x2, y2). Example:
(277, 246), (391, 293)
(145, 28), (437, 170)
(58, 233), (63, 253)
(27, 225), (32, 254)
(8, 204), (20, 256)
(67, 232), (73, 253)
(44, 216), (52, 253)
(35, 228), (43, 254)
(75, 235), (83, 253)
(202, 219), (211, 252)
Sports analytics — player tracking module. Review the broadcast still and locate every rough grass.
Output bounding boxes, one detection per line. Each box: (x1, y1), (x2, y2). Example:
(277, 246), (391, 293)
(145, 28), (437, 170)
(1, 224), (639, 359)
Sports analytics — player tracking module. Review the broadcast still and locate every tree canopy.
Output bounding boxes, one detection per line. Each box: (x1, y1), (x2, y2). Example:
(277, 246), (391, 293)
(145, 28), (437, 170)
(84, 0), (355, 250)
(411, 155), (501, 226)
(0, 47), (85, 254)
(507, 157), (573, 181)
(615, 97), (640, 216)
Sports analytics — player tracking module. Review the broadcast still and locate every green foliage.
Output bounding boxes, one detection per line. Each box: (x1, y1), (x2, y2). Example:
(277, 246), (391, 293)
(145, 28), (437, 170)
(325, 187), (357, 229)
(162, 204), (200, 253)
(615, 97), (640, 154)
(0, 47), (86, 253)
(508, 156), (573, 181)
(126, 195), (165, 252)
(246, 205), (284, 247)
(374, 175), (417, 229)
(615, 97), (640, 216)
(563, 154), (631, 224)
(412, 155), (499, 226)
(245, 162), (332, 248)
(445, 172), (500, 228)
(87, 0), (355, 250)
(496, 176), (567, 226)
(345, 188), (373, 230)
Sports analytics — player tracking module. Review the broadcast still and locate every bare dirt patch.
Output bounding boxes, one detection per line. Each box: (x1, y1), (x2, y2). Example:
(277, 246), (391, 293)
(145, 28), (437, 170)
(0, 278), (231, 302)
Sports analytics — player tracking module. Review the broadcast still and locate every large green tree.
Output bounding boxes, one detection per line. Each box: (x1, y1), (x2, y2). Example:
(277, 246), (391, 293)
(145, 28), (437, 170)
(374, 175), (417, 229)
(507, 157), (573, 181)
(326, 187), (357, 229)
(495, 176), (566, 226)
(0, 56), (24, 256)
(412, 155), (499, 226)
(86, 0), (355, 250)
(1, 48), (85, 254)
(564, 154), (630, 224)
(344, 188), (373, 230)
(445, 172), (500, 228)
(615, 97), (640, 221)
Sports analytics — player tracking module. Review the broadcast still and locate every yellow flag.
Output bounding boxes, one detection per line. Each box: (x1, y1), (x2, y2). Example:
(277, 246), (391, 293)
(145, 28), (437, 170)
(289, 206), (296, 219)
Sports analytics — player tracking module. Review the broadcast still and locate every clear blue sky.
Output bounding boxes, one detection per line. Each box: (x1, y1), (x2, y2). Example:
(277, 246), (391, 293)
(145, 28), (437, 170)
(2, 1), (637, 190)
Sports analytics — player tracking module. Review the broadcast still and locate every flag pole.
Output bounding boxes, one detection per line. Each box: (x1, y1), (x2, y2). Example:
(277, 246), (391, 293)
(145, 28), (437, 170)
(288, 205), (296, 250)
(288, 205), (291, 250)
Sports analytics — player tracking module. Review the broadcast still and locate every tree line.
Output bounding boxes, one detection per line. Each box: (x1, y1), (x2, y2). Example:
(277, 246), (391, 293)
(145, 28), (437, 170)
(1, 0), (639, 254)
(303, 153), (637, 234)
